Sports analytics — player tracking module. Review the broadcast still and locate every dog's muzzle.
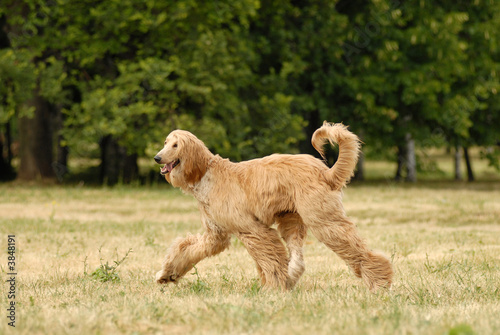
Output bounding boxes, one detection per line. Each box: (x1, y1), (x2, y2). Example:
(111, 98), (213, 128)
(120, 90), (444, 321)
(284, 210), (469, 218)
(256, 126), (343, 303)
(159, 159), (180, 175)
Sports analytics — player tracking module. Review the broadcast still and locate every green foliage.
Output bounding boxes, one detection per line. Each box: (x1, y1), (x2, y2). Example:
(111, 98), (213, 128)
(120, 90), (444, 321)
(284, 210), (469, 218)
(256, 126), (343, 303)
(448, 323), (475, 335)
(190, 265), (211, 294)
(86, 246), (133, 283)
(0, 49), (36, 121)
(1, 0), (499, 179)
(245, 278), (262, 297)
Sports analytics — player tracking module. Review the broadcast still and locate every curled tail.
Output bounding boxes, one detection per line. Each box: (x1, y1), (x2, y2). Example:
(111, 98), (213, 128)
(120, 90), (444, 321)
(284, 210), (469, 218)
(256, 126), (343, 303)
(311, 121), (361, 190)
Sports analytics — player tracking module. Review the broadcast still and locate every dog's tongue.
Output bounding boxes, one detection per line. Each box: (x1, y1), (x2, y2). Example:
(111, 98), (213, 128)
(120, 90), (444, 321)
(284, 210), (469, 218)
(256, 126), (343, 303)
(162, 162), (175, 174)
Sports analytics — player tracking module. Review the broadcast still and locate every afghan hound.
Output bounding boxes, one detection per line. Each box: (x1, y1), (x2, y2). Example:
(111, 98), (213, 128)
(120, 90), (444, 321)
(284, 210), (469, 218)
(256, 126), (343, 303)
(153, 122), (393, 291)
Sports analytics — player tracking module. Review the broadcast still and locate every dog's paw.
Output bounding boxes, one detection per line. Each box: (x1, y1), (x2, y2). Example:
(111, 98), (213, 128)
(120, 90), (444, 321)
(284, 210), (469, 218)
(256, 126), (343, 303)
(155, 270), (178, 284)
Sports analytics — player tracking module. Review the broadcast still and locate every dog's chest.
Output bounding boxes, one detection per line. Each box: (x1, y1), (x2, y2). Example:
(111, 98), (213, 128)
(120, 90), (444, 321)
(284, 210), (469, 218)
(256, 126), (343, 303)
(192, 172), (224, 231)
(191, 170), (213, 206)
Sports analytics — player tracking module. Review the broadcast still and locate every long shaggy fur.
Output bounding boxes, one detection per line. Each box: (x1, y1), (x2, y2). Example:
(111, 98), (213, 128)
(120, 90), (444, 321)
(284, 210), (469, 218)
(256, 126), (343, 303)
(154, 122), (393, 291)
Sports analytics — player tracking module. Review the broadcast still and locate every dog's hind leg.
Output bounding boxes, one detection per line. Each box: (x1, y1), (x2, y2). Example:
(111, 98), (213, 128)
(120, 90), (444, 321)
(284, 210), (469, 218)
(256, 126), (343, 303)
(236, 226), (290, 290)
(156, 229), (230, 284)
(276, 213), (307, 289)
(303, 213), (393, 291)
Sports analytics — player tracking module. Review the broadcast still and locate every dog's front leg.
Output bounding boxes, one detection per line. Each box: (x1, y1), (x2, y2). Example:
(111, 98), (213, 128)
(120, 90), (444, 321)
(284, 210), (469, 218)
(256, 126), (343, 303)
(156, 231), (230, 284)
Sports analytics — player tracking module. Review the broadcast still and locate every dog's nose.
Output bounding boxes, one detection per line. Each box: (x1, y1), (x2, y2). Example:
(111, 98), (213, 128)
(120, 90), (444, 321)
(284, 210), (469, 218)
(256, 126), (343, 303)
(154, 155), (162, 163)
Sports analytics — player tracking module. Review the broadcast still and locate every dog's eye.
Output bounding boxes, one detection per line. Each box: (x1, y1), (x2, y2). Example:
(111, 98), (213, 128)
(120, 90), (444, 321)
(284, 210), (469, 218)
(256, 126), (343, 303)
(173, 143), (178, 148)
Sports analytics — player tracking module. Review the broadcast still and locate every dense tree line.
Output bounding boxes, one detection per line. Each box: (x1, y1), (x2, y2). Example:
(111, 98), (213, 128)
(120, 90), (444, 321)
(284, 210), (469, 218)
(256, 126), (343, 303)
(0, 0), (499, 184)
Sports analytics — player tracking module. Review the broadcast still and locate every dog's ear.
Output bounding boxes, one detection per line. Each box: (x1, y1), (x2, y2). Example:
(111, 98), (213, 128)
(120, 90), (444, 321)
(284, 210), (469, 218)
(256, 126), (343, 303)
(180, 135), (208, 185)
(183, 158), (206, 185)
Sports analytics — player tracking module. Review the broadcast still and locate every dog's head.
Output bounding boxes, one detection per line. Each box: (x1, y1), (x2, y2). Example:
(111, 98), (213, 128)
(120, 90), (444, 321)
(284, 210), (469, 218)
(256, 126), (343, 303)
(154, 130), (212, 187)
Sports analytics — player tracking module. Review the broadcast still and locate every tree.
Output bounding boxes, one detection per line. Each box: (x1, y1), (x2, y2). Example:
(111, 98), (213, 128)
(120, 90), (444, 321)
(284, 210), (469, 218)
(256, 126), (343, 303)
(334, 0), (498, 181)
(2, 1), (70, 181)
(460, 0), (500, 174)
(0, 14), (15, 180)
(1, 0), (498, 184)
(2, 0), (306, 184)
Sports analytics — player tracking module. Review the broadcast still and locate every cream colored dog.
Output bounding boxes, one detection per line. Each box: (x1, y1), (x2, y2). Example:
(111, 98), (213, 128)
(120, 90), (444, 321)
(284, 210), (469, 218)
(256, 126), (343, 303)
(154, 122), (393, 291)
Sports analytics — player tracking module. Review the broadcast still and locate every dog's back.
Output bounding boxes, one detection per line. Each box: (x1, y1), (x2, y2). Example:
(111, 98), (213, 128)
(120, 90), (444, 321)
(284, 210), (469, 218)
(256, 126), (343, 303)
(203, 153), (338, 226)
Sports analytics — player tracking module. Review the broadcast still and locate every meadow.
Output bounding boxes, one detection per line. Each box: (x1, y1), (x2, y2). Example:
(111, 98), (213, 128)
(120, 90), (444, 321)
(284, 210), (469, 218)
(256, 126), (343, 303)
(1, 156), (500, 334)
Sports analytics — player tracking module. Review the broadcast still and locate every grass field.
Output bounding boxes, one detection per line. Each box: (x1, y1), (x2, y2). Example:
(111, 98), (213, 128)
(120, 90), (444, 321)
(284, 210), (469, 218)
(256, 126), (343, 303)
(1, 178), (500, 334)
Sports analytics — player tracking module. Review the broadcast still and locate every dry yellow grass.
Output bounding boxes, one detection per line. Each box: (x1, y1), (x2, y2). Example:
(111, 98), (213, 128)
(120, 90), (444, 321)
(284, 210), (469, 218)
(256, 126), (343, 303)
(1, 180), (500, 334)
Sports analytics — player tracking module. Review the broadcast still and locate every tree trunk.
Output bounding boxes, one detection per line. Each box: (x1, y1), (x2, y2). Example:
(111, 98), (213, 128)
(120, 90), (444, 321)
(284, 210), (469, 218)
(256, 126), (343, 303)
(0, 124), (15, 180)
(463, 146), (474, 182)
(0, 14), (10, 49)
(100, 135), (120, 185)
(454, 145), (462, 181)
(6, 121), (12, 165)
(300, 110), (321, 158)
(354, 150), (364, 181)
(395, 144), (405, 181)
(405, 132), (416, 182)
(54, 137), (69, 182)
(17, 93), (55, 181)
(100, 135), (138, 185)
(122, 152), (138, 184)
(53, 107), (69, 182)
(353, 129), (364, 181)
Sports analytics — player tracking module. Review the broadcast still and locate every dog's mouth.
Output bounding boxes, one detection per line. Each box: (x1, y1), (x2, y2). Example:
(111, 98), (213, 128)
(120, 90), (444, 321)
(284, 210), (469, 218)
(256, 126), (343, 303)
(160, 159), (180, 175)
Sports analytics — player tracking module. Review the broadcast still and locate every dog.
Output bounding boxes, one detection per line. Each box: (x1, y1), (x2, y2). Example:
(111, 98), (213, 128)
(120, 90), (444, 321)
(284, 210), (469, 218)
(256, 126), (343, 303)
(154, 122), (393, 291)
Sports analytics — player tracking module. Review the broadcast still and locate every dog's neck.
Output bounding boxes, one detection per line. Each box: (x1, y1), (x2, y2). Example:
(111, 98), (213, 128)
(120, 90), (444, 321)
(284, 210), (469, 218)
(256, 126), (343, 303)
(180, 153), (222, 196)
(185, 155), (224, 203)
